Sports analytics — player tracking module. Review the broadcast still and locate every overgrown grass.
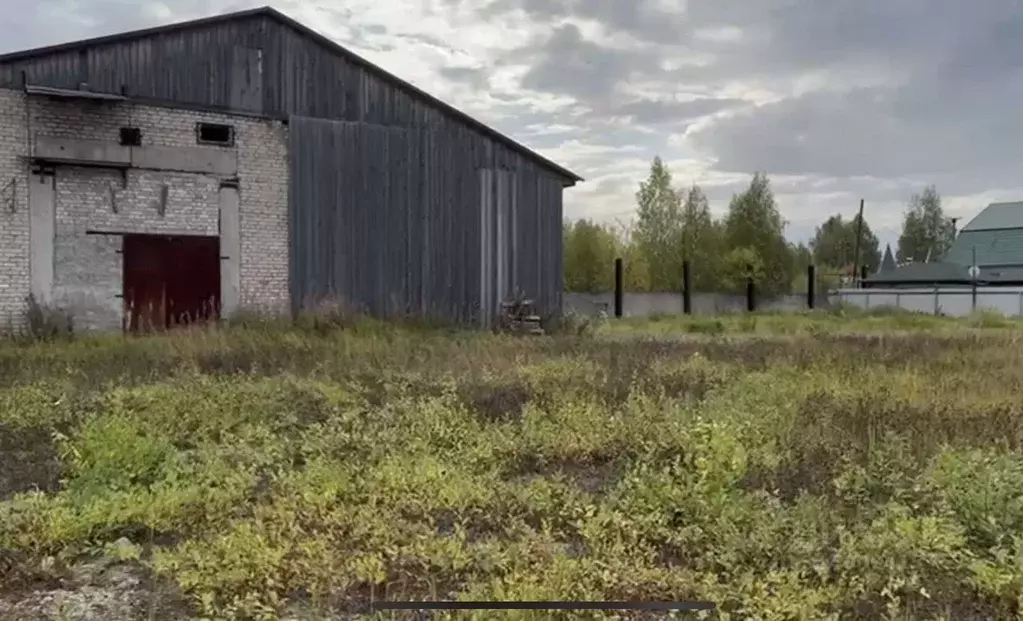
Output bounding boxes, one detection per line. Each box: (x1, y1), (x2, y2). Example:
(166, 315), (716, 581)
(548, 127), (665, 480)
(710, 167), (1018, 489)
(2, 315), (1023, 619)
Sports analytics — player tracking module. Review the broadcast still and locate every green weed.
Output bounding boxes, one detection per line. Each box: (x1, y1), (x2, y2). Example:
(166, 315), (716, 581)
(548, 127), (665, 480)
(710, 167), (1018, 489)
(0, 317), (1021, 619)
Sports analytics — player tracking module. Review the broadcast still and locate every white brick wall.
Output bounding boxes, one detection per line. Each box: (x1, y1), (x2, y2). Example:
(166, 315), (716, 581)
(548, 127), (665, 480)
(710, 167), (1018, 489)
(0, 88), (290, 329)
(0, 90), (30, 329)
(234, 117), (290, 311)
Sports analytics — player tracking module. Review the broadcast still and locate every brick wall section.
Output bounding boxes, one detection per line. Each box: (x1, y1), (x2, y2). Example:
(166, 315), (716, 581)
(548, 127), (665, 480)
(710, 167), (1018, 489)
(0, 88), (289, 329)
(234, 119), (290, 311)
(52, 167), (222, 330)
(0, 90), (29, 328)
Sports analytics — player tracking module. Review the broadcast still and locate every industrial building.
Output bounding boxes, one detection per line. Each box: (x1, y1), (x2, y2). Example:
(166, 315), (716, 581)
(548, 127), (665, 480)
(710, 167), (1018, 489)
(0, 6), (581, 331)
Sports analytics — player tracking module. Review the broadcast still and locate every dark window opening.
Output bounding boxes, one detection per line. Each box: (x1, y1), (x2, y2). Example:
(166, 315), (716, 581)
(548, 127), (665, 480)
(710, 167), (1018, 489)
(119, 127), (142, 146)
(196, 122), (234, 146)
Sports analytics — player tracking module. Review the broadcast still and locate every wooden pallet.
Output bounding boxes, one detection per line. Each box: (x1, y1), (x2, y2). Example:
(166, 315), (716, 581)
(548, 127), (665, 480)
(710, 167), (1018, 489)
(500, 298), (545, 335)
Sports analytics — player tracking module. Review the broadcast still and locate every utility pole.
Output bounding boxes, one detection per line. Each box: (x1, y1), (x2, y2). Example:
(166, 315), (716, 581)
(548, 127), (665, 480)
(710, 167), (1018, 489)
(852, 198), (865, 286)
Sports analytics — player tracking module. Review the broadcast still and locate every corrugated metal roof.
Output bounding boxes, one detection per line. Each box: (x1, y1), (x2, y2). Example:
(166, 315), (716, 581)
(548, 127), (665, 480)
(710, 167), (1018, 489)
(0, 6), (583, 185)
(944, 228), (1023, 266)
(979, 265), (1023, 281)
(867, 261), (970, 283)
(961, 201), (1023, 231)
(863, 260), (1023, 286)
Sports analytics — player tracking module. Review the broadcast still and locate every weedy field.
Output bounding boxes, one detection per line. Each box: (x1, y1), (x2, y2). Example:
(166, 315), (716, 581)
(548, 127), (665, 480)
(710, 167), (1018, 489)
(2, 310), (1023, 620)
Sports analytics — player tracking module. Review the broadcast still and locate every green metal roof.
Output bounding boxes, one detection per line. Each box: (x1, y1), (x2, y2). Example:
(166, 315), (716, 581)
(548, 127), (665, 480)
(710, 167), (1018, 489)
(867, 261), (970, 284)
(981, 265), (1023, 281)
(864, 260), (1023, 286)
(943, 228), (1023, 266)
(961, 201), (1023, 231)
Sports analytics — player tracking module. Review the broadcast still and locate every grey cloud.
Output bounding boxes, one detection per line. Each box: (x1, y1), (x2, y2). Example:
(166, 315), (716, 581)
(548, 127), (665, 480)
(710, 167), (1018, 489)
(489, 0), (1000, 84)
(650, 0), (1023, 195)
(678, 0), (956, 79)
(489, 0), (1023, 124)
(479, 0), (690, 44)
(483, 0), (938, 85)
(438, 65), (489, 90)
(689, 70), (1023, 193)
(610, 97), (745, 126)
(515, 23), (655, 102)
(505, 25), (743, 129)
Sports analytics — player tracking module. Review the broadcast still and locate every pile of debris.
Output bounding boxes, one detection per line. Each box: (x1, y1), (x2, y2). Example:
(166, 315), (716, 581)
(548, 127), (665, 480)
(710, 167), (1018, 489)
(499, 297), (545, 335)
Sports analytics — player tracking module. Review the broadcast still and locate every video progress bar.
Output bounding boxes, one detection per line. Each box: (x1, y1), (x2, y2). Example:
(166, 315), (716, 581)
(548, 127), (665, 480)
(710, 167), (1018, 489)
(372, 601), (716, 611)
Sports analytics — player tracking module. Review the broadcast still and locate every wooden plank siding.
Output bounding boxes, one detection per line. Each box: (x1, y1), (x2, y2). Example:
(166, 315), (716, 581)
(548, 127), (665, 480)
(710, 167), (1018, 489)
(0, 17), (269, 110)
(288, 118), (563, 323)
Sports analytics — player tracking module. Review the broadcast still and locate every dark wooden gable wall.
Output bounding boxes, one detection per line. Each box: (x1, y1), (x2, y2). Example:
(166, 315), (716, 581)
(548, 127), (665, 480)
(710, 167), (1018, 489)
(0, 16), (268, 111)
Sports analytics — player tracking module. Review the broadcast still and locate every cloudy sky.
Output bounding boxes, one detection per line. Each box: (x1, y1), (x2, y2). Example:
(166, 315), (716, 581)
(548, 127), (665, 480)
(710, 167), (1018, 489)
(6, 0), (1023, 249)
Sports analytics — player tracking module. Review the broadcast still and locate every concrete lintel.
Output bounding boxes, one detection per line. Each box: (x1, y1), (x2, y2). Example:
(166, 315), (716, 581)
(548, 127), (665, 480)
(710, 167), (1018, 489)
(33, 135), (130, 167)
(131, 145), (237, 176)
(32, 136), (237, 176)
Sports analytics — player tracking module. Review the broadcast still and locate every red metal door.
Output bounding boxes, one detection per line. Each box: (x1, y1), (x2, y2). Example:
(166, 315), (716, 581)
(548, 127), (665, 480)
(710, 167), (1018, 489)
(122, 234), (221, 333)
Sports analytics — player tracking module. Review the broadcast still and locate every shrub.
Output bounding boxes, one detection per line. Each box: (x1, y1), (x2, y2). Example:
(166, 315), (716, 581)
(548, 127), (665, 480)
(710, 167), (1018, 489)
(21, 294), (73, 342)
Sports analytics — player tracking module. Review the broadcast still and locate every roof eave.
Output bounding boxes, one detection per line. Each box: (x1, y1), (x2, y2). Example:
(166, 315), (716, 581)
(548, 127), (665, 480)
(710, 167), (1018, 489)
(959, 227), (1023, 233)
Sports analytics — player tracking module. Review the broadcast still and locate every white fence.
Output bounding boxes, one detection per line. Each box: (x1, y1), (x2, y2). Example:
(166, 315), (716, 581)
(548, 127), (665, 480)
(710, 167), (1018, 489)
(834, 287), (1023, 317)
(563, 292), (818, 317)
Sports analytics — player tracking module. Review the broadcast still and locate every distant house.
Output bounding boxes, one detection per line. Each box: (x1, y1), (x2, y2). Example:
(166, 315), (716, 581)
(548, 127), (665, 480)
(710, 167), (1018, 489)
(864, 202), (1023, 288)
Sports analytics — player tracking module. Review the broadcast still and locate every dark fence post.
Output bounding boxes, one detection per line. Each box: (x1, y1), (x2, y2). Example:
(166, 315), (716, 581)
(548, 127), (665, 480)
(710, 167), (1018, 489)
(807, 264), (816, 309)
(682, 260), (692, 315)
(746, 265), (756, 312)
(614, 258), (623, 318)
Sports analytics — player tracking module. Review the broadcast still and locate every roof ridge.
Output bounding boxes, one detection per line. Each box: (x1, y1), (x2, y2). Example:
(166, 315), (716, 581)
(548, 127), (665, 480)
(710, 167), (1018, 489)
(961, 226), (1023, 232)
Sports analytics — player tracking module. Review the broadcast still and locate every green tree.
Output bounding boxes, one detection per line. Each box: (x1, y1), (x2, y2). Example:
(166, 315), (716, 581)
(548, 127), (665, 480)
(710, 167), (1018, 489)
(790, 241), (813, 291)
(722, 172), (795, 295)
(562, 219), (618, 292)
(897, 186), (953, 263)
(810, 213), (882, 273)
(619, 232), (651, 292)
(719, 246), (765, 294)
(632, 157), (684, 291)
(793, 241), (813, 268)
(679, 184), (722, 292)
